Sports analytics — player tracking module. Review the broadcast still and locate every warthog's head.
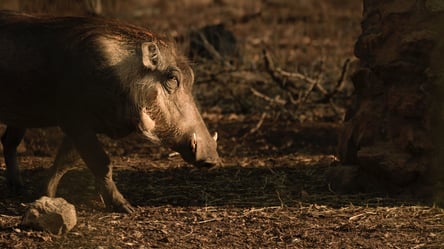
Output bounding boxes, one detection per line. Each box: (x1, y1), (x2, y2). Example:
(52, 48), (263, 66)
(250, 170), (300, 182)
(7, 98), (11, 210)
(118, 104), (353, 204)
(126, 40), (220, 168)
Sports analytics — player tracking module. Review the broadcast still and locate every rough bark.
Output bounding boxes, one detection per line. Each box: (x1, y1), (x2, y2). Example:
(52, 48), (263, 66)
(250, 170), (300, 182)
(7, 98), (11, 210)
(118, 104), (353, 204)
(336, 0), (444, 198)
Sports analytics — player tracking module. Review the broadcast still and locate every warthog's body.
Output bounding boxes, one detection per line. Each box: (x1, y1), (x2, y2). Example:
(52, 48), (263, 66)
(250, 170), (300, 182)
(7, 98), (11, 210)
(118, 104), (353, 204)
(0, 11), (219, 212)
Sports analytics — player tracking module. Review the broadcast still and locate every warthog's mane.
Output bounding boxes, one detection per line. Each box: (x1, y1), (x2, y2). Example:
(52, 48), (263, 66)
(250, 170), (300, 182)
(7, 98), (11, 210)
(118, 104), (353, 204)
(0, 10), (167, 46)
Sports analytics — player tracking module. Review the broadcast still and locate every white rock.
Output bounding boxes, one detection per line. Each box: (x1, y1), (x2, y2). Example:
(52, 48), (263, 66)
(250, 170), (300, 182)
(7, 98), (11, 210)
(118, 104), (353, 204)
(21, 196), (77, 235)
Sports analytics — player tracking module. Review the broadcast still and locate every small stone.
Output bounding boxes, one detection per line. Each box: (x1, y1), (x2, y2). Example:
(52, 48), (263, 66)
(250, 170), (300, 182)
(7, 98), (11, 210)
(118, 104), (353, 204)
(21, 196), (77, 235)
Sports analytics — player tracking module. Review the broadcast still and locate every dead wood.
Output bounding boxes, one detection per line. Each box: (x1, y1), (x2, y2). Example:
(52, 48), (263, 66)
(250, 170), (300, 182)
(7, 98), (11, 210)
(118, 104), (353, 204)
(250, 87), (286, 106)
(321, 58), (352, 102)
(262, 48), (350, 113)
(242, 112), (267, 138)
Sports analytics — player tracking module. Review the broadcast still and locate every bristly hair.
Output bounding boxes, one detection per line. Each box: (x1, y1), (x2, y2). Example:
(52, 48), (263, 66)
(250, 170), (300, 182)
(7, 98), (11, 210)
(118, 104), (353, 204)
(0, 10), (167, 46)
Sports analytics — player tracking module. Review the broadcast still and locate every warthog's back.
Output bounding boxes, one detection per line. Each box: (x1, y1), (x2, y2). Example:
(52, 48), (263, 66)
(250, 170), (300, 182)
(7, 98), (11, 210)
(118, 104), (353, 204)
(0, 10), (154, 132)
(0, 12), (58, 126)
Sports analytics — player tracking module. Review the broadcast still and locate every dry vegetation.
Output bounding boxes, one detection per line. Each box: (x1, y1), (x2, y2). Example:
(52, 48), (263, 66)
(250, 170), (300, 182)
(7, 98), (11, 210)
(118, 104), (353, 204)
(0, 0), (443, 248)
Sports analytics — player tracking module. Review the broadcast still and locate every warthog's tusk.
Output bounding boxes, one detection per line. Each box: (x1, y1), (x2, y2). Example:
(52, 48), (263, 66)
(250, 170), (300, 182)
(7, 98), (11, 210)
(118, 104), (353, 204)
(212, 131), (218, 142)
(191, 132), (197, 153)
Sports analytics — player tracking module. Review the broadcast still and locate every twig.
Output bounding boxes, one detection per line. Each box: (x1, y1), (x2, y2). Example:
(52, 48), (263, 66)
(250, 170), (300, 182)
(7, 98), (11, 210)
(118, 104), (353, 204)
(243, 206), (283, 216)
(276, 190), (285, 208)
(0, 214), (18, 218)
(334, 58), (352, 93)
(182, 228), (194, 238)
(168, 152), (180, 158)
(328, 98), (344, 115)
(300, 76), (324, 104)
(263, 48), (288, 88)
(250, 87), (274, 103)
(327, 183), (336, 195)
(263, 49), (351, 119)
(250, 87), (286, 106)
(349, 211), (377, 222)
(243, 113), (267, 138)
(277, 68), (328, 96)
(263, 49), (329, 98)
(196, 218), (223, 224)
(321, 58), (352, 102)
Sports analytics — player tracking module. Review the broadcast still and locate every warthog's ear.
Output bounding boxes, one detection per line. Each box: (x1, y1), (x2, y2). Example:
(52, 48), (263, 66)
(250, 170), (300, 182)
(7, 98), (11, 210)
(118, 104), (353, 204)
(141, 42), (161, 70)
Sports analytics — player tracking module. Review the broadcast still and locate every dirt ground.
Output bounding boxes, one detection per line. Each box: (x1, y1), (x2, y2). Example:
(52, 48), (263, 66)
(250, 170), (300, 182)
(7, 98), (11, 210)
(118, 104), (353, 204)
(0, 0), (443, 248)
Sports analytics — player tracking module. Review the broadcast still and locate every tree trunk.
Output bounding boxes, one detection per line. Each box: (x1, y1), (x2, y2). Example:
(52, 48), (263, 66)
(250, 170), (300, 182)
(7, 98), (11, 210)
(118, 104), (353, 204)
(336, 0), (444, 199)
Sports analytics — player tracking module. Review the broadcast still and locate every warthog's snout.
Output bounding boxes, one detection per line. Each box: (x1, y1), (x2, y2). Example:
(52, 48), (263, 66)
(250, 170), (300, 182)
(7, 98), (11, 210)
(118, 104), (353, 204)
(191, 131), (220, 167)
(177, 130), (220, 168)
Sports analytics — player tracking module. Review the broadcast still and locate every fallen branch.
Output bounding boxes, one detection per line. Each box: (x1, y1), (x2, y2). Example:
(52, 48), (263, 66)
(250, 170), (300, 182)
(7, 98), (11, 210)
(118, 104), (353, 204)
(263, 49), (352, 114)
(242, 113), (267, 139)
(196, 218), (223, 224)
(321, 58), (352, 102)
(250, 87), (286, 106)
(334, 58), (352, 93)
(250, 113), (267, 134)
(300, 76), (324, 104)
(263, 48), (329, 98)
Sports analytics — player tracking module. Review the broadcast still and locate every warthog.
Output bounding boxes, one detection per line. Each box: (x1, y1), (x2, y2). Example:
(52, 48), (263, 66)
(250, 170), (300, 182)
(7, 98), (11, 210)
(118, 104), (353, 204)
(0, 11), (220, 213)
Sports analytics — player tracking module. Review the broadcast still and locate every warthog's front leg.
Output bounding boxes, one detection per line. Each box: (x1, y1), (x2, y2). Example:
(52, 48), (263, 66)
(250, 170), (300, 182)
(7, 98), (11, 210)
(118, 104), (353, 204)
(46, 136), (80, 197)
(1, 127), (26, 193)
(63, 128), (134, 213)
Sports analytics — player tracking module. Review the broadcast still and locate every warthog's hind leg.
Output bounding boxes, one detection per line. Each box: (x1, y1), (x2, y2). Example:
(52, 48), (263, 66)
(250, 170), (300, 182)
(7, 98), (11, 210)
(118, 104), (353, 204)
(1, 126), (26, 193)
(46, 136), (80, 197)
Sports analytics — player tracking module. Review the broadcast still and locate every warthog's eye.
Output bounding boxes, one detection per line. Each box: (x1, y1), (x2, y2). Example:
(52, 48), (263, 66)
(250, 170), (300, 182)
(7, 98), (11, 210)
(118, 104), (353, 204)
(163, 68), (180, 94)
(163, 73), (179, 94)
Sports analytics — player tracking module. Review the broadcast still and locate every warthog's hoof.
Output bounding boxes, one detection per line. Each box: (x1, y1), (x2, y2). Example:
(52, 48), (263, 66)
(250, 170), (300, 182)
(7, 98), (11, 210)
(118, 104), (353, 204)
(111, 202), (135, 214)
(96, 180), (135, 214)
(99, 194), (135, 213)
